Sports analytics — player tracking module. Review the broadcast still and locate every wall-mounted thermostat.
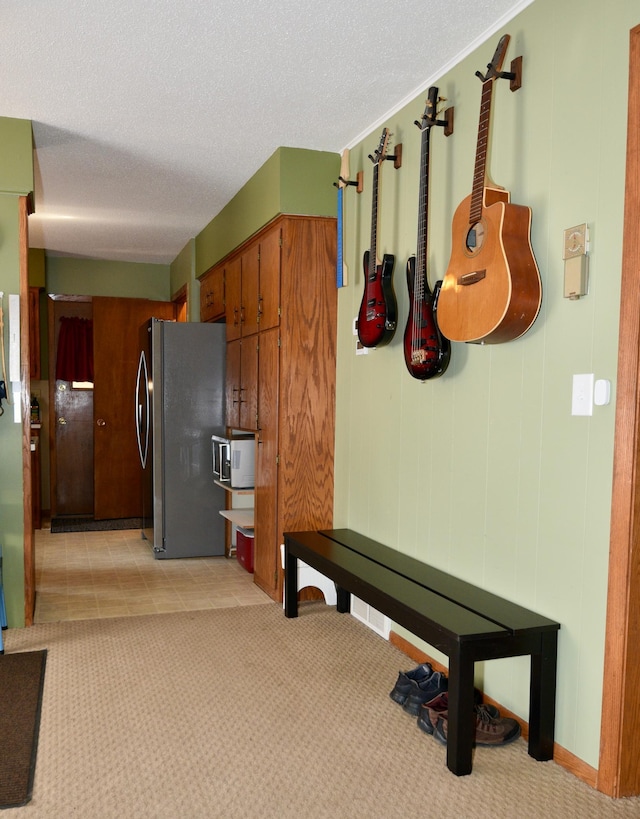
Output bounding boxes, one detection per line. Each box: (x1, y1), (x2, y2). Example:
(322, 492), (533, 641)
(563, 223), (589, 300)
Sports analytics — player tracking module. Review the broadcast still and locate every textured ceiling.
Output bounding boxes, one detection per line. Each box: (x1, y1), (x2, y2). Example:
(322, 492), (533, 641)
(1, 0), (529, 265)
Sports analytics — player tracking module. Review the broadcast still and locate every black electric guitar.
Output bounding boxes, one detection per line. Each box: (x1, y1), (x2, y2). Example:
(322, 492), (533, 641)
(404, 87), (451, 380)
(357, 128), (397, 348)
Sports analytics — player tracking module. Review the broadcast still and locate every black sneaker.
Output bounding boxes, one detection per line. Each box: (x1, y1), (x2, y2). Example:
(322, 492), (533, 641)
(389, 663), (434, 706)
(403, 670), (448, 716)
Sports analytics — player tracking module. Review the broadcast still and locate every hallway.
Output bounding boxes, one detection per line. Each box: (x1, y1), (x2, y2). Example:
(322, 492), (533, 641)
(34, 524), (270, 623)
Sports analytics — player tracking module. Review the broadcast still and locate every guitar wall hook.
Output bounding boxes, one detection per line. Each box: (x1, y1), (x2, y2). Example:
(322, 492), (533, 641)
(476, 55), (522, 92)
(414, 101), (455, 137)
(368, 141), (402, 170)
(385, 144), (403, 169)
(333, 174), (363, 193)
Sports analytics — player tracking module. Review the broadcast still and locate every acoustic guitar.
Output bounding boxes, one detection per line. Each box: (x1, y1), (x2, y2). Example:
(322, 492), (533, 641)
(437, 34), (542, 344)
(404, 86), (451, 380)
(357, 128), (397, 348)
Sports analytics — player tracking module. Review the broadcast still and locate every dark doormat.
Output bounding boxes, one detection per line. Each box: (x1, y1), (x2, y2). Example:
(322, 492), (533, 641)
(50, 517), (142, 533)
(0, 649), (47, 809)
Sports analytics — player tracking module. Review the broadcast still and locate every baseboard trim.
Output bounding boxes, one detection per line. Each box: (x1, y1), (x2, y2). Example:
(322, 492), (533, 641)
(388, 630), (598, 790)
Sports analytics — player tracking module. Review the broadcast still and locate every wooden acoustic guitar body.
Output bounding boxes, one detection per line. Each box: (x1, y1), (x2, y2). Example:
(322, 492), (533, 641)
(438, 190), (542, 344)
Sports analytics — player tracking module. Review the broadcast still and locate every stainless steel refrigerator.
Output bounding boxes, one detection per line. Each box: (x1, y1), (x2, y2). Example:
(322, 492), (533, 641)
(135, 318), (227, 558)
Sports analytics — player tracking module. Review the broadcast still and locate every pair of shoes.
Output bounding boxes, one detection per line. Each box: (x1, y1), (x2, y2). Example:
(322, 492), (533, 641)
(417, 692), (500, 734)
(402, 670), (448, 716)
(418, 692), (521, 746)
(389, 662), (434, 706)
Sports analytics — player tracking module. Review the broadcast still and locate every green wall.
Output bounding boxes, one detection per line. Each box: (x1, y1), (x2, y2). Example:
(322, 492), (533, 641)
(334, 0), (635, 769)
(45, 256), (170, 300)
(194, 147), (338, 276)
(0, 118), (33, 628)
(0, 117), (33, 194)
(170, 239), (197, 321)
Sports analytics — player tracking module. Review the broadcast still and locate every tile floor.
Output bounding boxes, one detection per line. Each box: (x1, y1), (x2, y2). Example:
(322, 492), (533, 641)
(34, 524), (271, 623)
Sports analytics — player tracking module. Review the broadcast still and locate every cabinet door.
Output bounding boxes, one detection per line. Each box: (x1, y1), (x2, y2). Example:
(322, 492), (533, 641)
(241, 243), (260, 337)
(226, 339), (241, 428)
(200, 265), (225, 322)
(254, 327), (279, 595)
(258, 228), (281, 332)
(239, 336), (258, 430)
(225, 256), (242, 342)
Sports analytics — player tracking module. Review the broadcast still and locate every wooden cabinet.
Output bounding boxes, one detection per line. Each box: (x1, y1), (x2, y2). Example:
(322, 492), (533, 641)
(225, 232), (281, 342)
(254, 327), (279, 591)
(220, 215), (336, 601)
(226, 337), (258, 430)
(257, 227), (281, 333)
(199, 265), (225, 322)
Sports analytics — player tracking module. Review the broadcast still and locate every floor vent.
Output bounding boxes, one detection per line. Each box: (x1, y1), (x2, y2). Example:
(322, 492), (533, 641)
(351, 596), (391, 639)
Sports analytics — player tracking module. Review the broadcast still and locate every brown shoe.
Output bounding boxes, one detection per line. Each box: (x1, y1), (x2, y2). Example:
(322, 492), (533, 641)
(416, 691), (448, 735)
(431, 702), (521, 747)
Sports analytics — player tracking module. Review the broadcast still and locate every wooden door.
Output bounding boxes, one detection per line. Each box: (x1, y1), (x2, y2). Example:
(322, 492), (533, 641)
(50, 297), (94, 517)
(254, 327), (279, 595)
(225, 256), (242, 341)
(93, 297), (175, 519)
(241, 244), (260, 337)
(240, 336), (258, 430)
(200, 264), (225, 322)
(226, 338), (241, 427)
(258, 226), (281, 332)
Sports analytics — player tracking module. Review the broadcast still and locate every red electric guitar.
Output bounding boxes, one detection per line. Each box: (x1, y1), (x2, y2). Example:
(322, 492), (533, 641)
(357, 128), (397, 348)
(404, 86), (451, 380)
(437, 34), (542, 344)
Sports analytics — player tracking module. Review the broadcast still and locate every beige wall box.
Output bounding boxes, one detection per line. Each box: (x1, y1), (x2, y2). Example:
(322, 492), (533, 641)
(563, 223), (590, 300)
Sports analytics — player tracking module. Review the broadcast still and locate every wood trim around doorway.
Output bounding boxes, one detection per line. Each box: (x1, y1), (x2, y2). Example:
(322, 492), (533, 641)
(20, 196), (34, 626)
(597, 22), (640, 799)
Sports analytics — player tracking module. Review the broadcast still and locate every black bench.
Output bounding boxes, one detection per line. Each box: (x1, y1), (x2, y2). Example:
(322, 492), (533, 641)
(283, 528), (560, 777)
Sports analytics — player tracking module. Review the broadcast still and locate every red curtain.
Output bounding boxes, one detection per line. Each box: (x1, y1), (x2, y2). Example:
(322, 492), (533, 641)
(56, 317), (94, 382)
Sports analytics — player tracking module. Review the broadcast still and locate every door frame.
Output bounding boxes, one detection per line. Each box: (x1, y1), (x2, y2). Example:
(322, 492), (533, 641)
(597, 22), (640, 798)
(20, 196), (35, 626)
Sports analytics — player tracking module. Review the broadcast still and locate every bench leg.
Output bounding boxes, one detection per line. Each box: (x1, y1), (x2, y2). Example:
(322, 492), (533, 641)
(528, 630), (558, 761)
(284, 547), (299, 618)
(446, 648), (476, 776)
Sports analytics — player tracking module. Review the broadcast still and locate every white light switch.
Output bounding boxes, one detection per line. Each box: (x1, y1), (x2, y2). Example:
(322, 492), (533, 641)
(572, 373), (594, 416)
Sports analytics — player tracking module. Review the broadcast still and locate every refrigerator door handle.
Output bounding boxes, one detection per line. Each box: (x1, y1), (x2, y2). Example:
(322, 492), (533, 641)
(136, 350), (149, 469)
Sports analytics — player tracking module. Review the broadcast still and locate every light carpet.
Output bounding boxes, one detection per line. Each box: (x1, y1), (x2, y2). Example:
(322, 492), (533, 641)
(4, 602), (640, 818)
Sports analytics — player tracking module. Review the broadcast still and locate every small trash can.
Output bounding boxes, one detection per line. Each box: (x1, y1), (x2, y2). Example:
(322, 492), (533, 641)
(236, 527), (254, 573)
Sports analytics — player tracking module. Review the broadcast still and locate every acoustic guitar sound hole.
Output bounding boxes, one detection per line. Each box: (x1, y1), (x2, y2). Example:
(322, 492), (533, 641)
(466, 221), (485, 255)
